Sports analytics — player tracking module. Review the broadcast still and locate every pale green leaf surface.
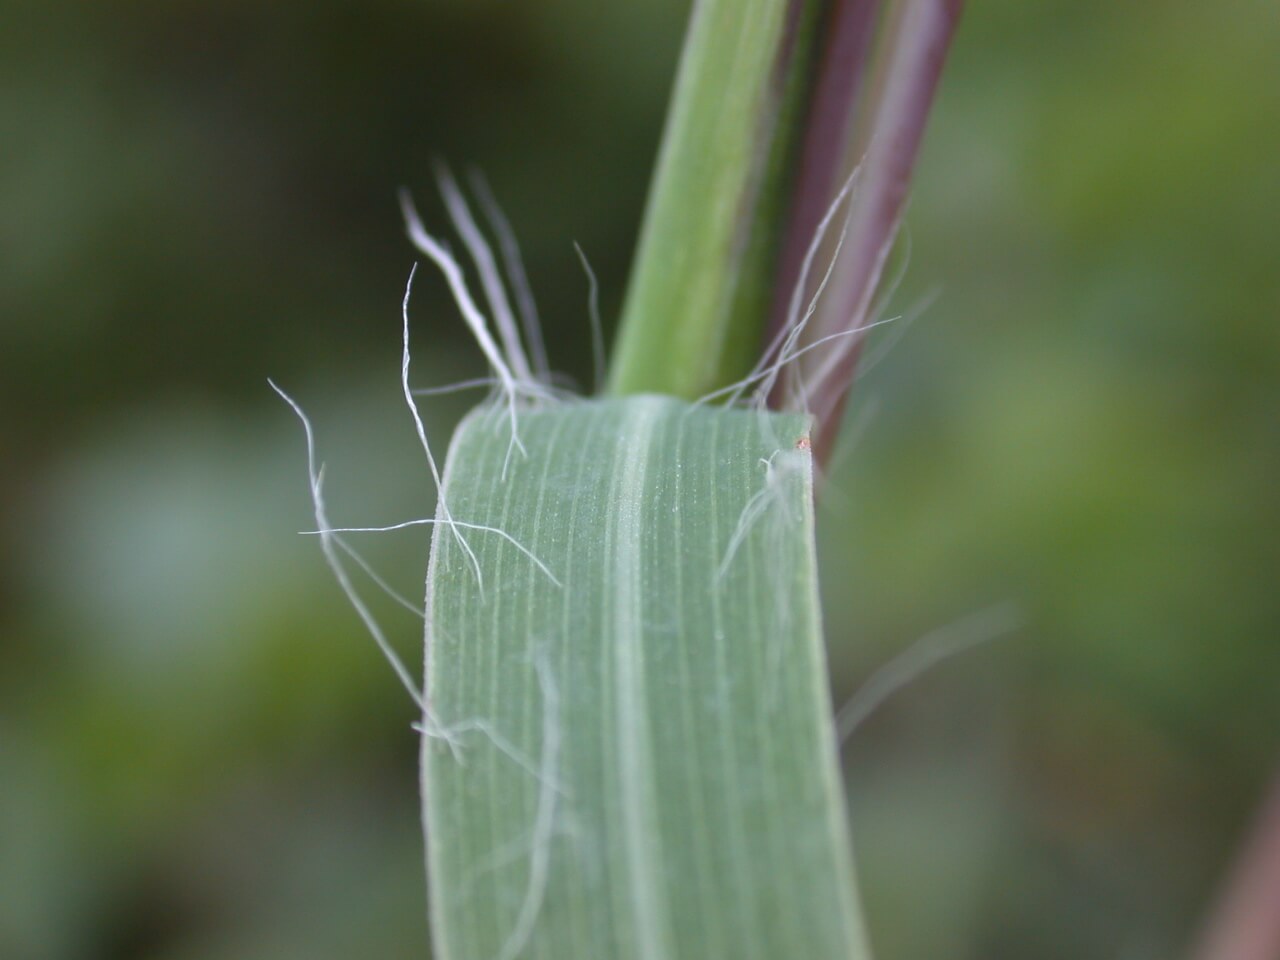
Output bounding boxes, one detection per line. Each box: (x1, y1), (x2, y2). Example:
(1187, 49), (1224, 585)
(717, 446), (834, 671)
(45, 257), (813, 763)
(422, 396), (867, 960)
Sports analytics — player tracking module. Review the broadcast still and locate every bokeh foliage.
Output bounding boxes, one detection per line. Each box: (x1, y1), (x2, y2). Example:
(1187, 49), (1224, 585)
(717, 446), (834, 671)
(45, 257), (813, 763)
(2, 1), (1277, 958)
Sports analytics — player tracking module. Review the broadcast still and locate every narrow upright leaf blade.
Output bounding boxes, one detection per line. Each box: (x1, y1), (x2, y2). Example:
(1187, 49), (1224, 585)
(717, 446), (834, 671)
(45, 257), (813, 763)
(423, 396), (867, 960)
(607, 0), (826, 400)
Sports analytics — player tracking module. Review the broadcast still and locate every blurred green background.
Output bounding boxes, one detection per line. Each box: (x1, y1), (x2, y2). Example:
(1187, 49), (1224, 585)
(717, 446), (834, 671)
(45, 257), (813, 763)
(2, 0), (1277, 957)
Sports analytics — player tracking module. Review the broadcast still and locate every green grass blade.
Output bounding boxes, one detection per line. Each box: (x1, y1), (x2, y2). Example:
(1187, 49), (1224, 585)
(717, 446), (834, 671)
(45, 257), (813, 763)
(607, 0), (823, 400)
(422, 396), (868, 960)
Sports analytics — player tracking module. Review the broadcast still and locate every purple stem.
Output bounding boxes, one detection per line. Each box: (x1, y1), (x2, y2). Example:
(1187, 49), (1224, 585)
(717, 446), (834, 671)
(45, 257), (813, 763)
(766, 0), (881, 357)
(1192, 769), (1280, 960)
(784, 0), (963, 464)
